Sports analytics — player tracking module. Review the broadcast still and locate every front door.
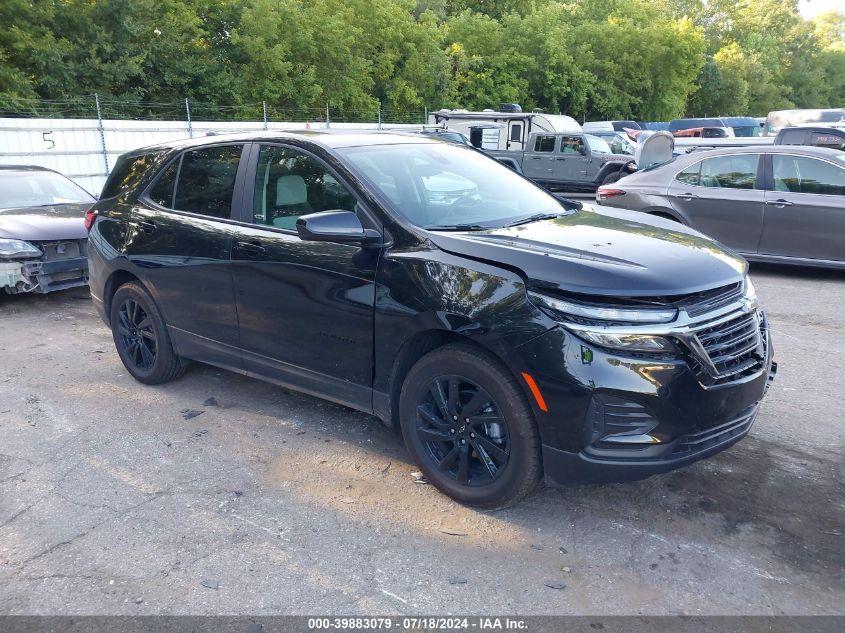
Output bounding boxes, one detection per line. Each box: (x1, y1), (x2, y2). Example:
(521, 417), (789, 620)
(128, 143), (247, 370)
(229, 144), (380, 411)
(553, 135), (587, 184)
(667, 153), (765, 254)
(758, 153), (845, 261)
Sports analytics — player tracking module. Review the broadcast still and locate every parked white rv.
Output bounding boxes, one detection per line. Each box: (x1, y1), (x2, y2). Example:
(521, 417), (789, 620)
(429, 108), (581, 151)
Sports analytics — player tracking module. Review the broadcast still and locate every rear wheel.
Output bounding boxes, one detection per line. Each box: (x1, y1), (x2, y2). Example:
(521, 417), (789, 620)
(110, 282), (184, 384)
(399, 344), (542, 508)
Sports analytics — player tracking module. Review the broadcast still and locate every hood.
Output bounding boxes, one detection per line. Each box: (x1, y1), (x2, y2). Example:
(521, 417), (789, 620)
(426, 205), (745, 298)
(634, 131), (674, 169)
(0, 203), (90, 241)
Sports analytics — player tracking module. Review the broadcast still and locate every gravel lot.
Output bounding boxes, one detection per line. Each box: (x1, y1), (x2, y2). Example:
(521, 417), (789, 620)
(0, 263), (843, 616)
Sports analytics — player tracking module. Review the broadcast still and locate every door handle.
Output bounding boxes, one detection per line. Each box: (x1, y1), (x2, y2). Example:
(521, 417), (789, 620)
(235, 240), (266, 256)
(556, 157), (567, 161)
(765, 199), (794, 207)
(530, 156), (543, 160)
(137, 220), (156, 233)
(674, 193), (699, 200)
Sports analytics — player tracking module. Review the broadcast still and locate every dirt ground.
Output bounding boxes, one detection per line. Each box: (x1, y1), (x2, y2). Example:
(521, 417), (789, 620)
(0, 263), (843, 615)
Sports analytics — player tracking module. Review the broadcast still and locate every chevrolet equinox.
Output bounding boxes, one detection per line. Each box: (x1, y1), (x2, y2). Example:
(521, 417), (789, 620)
(87, 131), (777, 508)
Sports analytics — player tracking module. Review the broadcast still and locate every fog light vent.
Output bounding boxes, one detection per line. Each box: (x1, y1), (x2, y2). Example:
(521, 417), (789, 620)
(585, 395), (660, 447)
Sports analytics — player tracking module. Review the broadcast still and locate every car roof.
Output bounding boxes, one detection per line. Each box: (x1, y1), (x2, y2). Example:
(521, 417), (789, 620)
(686, 145), (845, 159)
(126, 130), (437, 156)
(0, 164), (56, 173)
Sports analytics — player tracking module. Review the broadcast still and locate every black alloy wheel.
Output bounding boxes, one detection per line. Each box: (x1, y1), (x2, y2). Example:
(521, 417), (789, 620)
(109, 281), (184, 385)
(116, 297), (157, 371)
(399, 343), (542, 508)
(416, 375), (510, 487)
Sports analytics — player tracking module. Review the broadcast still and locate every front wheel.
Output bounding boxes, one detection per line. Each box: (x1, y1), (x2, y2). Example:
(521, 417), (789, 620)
(600, 171), (622, 186)
(110, 281), (184, 385)
(399, 344), (542, 508)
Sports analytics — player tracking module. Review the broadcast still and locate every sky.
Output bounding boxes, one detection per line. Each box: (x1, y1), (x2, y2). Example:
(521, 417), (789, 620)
(798, 0), (844, 19)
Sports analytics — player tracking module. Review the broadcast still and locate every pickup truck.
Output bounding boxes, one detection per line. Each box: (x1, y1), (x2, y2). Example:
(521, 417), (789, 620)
(486, 132), (633, 191)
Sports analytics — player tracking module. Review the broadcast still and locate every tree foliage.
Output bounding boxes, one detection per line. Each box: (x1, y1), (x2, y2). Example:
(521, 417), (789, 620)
(0, 0), (842, 120)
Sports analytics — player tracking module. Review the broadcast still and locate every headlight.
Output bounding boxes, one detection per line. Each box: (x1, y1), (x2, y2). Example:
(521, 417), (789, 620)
(529, 291), (677, 324)
(0, 238), (42, 259)
(743, 275), (758, 307)
(576, 330), (677, 353)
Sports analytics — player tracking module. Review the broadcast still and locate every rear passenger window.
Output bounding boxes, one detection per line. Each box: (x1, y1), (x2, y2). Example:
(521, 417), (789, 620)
(698, 155), (758, 189)
(772, 155), (845, 195)
(148, 145), (243, 218)
(101, 152), (160, 199)
(675, 163), (701, 186)
(534, 136), (556, 152)
(148, 159), (178, 208)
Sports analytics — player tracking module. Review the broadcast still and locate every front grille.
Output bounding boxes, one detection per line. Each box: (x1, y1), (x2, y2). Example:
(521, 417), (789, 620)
(678, 282), (743, 317)
(671, 406), (757, 456)
(689, 309), (765, 385)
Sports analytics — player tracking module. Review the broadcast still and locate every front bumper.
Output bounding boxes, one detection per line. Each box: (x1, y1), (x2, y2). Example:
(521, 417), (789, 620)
(517, 317), (776, 485)
(0, 239), (88, 294)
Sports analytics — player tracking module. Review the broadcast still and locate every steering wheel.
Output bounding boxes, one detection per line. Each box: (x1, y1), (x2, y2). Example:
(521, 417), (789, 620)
(448, 193), (482, 210)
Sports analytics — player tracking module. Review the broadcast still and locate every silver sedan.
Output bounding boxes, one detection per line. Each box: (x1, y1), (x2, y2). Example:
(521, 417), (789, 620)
(596, 145), (845, 268)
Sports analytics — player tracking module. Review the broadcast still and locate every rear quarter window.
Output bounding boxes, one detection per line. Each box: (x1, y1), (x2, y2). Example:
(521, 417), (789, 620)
(100, 152), (161, 199)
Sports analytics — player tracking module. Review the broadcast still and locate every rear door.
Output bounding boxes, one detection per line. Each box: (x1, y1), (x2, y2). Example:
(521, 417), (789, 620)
(758, 153), (845, 262)
(523, 135), (557, 182)
(667, 153), (765, 253)
(130, 143), (248, 370)
(228, 143), (380, 410)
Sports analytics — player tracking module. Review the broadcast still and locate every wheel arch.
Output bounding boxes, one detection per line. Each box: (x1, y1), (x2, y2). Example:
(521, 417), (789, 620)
(380, 328), (542, 433)
(644, 207), (685, 223)
(102, 269), (145, 325)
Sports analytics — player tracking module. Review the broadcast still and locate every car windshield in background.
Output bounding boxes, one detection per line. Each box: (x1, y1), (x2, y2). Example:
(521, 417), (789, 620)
(338, 143), (563, 230)
(732, 126), (762, 137)
(585, 134), (614, 154)
(0, 171), (94, 209)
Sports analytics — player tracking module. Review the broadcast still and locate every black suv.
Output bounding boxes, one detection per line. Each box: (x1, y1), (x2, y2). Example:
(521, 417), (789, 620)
(87, 131), (776, 507)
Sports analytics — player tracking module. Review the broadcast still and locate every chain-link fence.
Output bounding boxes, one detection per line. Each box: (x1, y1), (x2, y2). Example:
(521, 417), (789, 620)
(0, 94), (428, 125)
(0, 95), (431, 193)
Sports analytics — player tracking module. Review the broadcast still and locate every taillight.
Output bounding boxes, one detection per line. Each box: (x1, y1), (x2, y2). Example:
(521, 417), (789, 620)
(596, 188), (626, 202)
(84, 208), (97, 232)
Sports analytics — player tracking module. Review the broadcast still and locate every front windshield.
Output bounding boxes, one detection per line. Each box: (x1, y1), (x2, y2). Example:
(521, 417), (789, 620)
(338, 142), (563, 229)
(584, 134), (614, 154)
(0, 170), (94, 209)
(733, 126), (762, 138)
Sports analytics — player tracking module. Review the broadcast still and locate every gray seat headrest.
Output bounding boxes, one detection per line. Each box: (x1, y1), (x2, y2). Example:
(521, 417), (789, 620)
(276, 175), (308, 206)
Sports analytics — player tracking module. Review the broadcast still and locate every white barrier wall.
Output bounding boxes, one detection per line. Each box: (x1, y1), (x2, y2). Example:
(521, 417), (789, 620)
(0, 118), (420, 194)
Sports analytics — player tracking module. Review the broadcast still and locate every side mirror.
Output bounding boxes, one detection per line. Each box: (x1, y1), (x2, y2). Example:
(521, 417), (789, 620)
(578, 145), (587, 156)
(296, 210), (381, 245)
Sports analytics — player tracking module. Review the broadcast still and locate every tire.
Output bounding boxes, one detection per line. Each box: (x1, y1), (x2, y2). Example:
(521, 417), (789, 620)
(110, 281), (184, 385)
(399, 343), (542, 509)
(600, 171), (622, 186)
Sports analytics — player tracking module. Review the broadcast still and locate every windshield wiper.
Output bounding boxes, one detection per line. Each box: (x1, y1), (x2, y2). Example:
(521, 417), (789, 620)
(503, 212), (564, 228)
(425, 223), (488, 231)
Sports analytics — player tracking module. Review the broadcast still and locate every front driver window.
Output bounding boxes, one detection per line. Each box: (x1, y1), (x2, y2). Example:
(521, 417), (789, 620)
(253, 146), (358, 231)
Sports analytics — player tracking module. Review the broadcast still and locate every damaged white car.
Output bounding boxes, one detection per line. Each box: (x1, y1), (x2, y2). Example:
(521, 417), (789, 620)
(0, 166), (94, 294)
